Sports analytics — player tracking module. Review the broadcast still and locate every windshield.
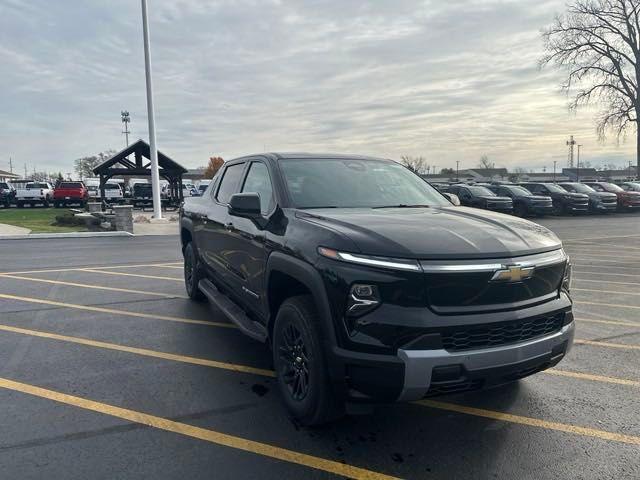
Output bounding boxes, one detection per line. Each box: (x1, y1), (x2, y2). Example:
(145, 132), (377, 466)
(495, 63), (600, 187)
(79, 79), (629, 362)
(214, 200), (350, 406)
(505, 186), (532, 196)
(602, 183), (623, 192)
(562, 183), (594, 193)
(279, 158), (449, 208)
(544, 184), (566, 193)
(466, 186), (495, 196)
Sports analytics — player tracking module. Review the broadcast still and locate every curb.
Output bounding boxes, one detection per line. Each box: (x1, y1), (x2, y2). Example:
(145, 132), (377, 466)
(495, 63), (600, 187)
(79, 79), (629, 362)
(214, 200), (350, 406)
(0, 231), (134, 240)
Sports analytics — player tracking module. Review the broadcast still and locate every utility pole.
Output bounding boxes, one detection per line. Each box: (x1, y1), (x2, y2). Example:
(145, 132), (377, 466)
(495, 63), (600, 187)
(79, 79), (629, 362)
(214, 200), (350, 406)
(23, 164), (27, 179)
(121, 111), (131, 147)
(9, 157), (13, 174)
(553, 160), (557, 183)
(577, 144), (582, 181)
(141, 0), (162, 220)
(456, 160), (460, 181)
(566, 135), (576, 167)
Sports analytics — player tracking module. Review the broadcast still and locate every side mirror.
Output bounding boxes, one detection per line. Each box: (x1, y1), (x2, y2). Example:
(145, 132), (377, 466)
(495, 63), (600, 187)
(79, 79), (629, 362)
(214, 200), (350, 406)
(228, 192), (262, 218)
(442, 192), (461, 206)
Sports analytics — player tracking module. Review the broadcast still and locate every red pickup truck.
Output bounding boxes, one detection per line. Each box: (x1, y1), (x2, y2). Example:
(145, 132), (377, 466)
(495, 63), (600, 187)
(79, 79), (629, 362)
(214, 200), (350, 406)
(53, 182), (89, 208)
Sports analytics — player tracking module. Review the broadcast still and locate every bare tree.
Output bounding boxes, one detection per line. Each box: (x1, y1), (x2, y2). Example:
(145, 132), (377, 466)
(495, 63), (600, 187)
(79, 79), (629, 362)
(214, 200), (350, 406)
(400, 155), (430, 174)
(478, 155), (494, 169)
(541, 0), (640, 177)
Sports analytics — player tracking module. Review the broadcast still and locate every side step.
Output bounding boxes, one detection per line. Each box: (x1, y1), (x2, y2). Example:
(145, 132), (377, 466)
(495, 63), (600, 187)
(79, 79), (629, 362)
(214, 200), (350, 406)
(198, 278), (267, 342)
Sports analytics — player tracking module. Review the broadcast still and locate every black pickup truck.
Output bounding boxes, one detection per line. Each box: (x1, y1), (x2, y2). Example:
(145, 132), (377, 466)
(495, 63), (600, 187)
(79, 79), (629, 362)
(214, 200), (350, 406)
(180, 153), (574, 424)
(443, 184), (513, 213)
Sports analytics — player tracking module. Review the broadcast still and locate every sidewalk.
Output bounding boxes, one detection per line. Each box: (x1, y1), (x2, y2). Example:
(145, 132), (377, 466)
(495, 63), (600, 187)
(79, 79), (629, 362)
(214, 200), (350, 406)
(0, 223), (31, 235)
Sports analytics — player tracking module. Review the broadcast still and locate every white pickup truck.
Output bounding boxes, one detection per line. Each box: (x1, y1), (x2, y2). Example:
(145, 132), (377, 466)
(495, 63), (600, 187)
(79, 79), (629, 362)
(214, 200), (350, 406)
(15, 182), (54, 208)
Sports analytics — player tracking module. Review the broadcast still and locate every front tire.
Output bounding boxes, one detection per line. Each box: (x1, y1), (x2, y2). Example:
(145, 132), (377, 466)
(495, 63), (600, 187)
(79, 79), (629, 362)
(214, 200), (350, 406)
(183, 242), (205, 301)
(273, 295), (343, 426)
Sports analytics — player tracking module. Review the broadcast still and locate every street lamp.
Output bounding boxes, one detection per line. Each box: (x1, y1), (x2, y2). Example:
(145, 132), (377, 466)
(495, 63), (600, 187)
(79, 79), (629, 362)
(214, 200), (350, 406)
(141, 0), (162, 220)
(121, 111), (131, 147)
(456, 160), (459, 181)
(576, 144), (582, 181)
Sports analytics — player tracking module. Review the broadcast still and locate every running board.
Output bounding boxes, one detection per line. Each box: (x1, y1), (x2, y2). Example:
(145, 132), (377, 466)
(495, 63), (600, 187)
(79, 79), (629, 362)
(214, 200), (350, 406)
(198, 278), (267, 342)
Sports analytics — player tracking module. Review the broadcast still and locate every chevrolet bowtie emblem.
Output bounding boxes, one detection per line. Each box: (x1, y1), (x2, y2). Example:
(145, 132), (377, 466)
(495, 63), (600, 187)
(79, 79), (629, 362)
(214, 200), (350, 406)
(491, 265), (535, 282)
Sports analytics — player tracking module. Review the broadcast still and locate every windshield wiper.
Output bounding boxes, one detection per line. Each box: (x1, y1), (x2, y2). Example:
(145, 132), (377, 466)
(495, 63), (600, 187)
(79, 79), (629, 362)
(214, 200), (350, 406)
(372, 204), (431, 209)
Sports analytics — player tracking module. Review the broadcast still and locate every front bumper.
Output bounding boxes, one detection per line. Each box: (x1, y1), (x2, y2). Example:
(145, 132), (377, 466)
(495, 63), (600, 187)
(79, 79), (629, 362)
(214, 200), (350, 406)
(593, 202), (617, 212)
(329, 295), (574, 403)
(397, 317), (574, 400)
(530, 204), (554, 214)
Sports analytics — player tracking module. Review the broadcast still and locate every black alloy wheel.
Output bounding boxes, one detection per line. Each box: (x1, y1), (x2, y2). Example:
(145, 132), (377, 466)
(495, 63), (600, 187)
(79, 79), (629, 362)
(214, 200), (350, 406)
(278, 322), (310, 401)
(184, 242), (205, 301)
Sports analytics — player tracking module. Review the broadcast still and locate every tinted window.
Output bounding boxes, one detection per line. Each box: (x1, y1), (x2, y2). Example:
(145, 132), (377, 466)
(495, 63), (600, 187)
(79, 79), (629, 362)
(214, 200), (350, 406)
(466, 186), (495, 196)
(242, 162), (274, 214)
(216, 163), (245, 204)
(59, 182), (83, 188)
(280, 158), (448, 208)
(505, 186), (532, 196)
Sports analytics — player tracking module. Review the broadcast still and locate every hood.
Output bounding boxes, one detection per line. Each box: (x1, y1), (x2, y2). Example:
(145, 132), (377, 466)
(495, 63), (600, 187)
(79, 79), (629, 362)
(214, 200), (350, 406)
(481, 196), (511, 202)
(592, 192), (617, 199)
(566, 192), (589, 199)
(298, 206), (561, 259)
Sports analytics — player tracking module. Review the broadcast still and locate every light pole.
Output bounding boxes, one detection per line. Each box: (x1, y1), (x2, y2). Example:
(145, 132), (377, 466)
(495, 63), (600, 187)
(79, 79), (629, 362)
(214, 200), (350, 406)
(121, 111), (131, 147)
(577, 144), (582, 181)
(141, 0), (162, 220)
(456, 160), (459, 181)
(553, 160), (557, 183)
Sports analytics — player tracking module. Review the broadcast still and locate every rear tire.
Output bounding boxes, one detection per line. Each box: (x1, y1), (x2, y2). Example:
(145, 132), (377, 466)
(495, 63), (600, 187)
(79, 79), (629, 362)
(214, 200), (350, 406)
(183, 242), (206, 301)
(273, 295), (343, 426)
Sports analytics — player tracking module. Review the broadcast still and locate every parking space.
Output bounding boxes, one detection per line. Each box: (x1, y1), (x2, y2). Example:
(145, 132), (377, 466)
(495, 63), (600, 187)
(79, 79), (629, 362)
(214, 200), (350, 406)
(1, 222), (639, 479)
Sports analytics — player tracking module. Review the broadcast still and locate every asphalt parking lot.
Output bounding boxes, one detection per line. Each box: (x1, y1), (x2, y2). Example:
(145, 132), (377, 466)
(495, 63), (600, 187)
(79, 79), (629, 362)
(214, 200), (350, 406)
(0, 215), (639, 479)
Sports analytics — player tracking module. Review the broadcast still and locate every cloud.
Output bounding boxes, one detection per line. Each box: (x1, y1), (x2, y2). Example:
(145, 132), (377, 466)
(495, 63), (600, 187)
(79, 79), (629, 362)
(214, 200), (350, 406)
(0, 0), (635, 175)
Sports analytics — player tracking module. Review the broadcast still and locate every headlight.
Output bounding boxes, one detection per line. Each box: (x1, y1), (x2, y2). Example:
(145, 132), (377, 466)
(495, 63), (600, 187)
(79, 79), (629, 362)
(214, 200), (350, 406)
(318, 247), (421, 272)
(562, 261), (572, 293)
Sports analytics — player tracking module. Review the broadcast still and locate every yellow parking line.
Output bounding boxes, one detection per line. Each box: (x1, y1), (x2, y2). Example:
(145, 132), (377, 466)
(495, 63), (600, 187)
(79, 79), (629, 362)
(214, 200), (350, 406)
(0, 323), (270, 376)
(81, 269), (182, 282)
(0, 274), (187, 299)
(545, 369), (640, 387)
(0, 293), (236, 329)
(575, 300), (640, 311)
(578, 318), (640, 328)
(417, 399), (640, 446)
(574, 339), (640, 351)
(0, 262), (182, 276)
(0, 377), (396, 480)
(563, 233), (640, 242)
(566, 252), (640, 260)
(1, 321), (639, 446)
(573, 259), (640, 267)
(573, 278), (640, 287)
(573, 287), (640, 297)
(573, 270), (640, 278)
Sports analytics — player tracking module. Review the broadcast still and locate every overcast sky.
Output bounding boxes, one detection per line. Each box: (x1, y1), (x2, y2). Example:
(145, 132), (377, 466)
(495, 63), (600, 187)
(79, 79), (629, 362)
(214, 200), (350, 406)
(0, 0), (636, 175)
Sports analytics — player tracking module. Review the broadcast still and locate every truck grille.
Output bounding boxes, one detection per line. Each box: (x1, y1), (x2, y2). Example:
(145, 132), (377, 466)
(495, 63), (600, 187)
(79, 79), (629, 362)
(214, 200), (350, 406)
(424, 262), (565, 311)
(440, 313), (565, 352)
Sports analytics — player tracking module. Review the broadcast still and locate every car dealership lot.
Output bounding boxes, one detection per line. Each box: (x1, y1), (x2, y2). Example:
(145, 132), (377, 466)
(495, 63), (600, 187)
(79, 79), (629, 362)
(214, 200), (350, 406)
(0, 219), (639, 480)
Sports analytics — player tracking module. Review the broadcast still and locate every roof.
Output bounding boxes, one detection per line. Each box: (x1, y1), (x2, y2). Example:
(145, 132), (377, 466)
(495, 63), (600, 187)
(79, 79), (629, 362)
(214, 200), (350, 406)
(93, 139), (187, 175)
(0, 169), (20, 178)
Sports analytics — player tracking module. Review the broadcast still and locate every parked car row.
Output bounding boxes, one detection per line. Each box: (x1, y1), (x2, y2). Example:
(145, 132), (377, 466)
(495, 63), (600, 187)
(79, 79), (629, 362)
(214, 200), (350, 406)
(433, 180), (640, 216)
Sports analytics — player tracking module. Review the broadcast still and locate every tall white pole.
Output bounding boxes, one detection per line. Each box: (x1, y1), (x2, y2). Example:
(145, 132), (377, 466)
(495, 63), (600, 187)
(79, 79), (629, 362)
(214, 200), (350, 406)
(141, 0), (162, 219)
